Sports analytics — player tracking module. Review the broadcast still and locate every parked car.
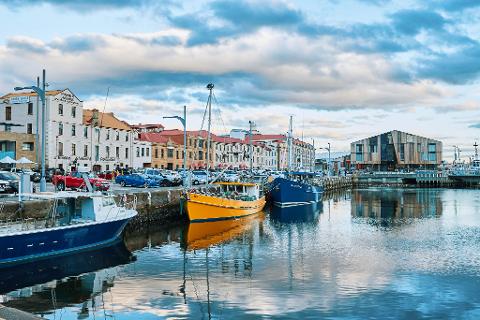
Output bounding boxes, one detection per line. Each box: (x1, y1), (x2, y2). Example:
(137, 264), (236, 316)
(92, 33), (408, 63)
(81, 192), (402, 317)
(0, 171), (19, 193)
(161, 170), (182, 186)
(52, 171), (111, 191)
(144, 169), (170, 187)
(115, 173), (159, 188)
(191, 170), (208, 185)
(221, 170), (240, 182)
(10, 168), (41, 182)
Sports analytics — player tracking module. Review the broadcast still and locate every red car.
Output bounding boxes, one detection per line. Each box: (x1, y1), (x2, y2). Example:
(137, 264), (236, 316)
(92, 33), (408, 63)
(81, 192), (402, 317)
(52, 171), (110, 191)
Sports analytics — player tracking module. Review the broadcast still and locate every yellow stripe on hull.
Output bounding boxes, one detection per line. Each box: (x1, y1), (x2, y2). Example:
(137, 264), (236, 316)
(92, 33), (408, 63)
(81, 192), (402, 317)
(186, 193), (266, 222)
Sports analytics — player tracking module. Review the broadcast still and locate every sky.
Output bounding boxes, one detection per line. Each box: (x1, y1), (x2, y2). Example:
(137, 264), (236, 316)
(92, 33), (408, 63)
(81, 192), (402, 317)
(0, 0), (480, 160)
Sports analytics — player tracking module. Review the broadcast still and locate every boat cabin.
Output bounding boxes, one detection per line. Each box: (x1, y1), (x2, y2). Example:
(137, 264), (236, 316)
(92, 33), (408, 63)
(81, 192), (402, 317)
(213, 182), (262, 201)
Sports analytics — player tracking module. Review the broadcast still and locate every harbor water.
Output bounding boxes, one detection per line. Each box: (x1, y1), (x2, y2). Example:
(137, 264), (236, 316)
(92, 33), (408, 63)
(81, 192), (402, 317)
(2, 188), (480, 319)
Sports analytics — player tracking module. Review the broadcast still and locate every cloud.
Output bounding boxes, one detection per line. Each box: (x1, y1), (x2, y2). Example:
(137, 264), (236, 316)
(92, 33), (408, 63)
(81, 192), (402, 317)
(390, 9), (447, 35)
(469, 123), (480, 129)
(0, 0), (151, 11)
(431, 0), (480, 11)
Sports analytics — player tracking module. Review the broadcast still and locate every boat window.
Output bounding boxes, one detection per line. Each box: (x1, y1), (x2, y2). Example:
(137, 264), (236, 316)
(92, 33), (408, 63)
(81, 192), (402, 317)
(102, 197), (116, 206)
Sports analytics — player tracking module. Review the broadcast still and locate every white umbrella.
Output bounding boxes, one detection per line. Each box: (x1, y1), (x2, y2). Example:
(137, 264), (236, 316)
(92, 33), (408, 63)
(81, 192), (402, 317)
(17, 157), (35, 164)
(0, 156), (17, 164)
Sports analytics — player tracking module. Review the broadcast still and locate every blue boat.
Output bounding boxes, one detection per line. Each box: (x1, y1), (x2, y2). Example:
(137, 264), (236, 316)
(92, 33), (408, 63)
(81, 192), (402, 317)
(270, 173), (324, 208)
(0, 191), (137, 265)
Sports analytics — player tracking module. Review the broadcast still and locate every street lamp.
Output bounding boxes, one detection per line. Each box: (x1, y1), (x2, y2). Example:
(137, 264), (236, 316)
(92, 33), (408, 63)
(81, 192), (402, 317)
(319, 142), (331, 176)
(164, 105), (187, 187)
(14, 69), (47, 192)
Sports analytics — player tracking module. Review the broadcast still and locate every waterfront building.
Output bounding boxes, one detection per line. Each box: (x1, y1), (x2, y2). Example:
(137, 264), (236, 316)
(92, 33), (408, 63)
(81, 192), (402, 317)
(350, 130), (442, 171)
(0, 89), (151, 172)
(251, 134), (315, 171)
(0, 131), (36, 167)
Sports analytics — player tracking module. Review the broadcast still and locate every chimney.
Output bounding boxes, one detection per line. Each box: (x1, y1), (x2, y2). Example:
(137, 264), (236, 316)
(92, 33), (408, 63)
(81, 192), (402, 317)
(92, 109), (99, 126)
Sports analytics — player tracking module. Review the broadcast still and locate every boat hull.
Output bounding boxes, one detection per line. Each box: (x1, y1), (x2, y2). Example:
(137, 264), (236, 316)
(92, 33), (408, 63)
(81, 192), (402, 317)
(186, 193), (266, 222)
(0, 217), (133, 265)
(270, 177), (323, 208)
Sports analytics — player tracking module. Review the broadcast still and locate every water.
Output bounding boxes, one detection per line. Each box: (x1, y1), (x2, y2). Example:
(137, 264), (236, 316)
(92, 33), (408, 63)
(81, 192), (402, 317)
(2, 188), (480, 319)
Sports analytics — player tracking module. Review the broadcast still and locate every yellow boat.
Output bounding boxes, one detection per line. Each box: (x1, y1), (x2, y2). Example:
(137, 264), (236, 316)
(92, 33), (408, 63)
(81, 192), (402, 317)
(183, 213), (264, 250)
(186, 182), (266, 222)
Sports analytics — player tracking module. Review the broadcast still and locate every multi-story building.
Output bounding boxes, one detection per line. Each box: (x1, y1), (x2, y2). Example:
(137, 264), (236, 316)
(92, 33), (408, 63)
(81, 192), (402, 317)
(350, 130), (442, 171)
(0, 131), (36, 168)
(0, 89), (151, 172)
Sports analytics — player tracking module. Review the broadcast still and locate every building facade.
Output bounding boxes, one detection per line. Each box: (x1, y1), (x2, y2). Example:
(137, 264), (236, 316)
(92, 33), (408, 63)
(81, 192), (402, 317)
(350, 130), (442, 171)
(0, 89), (151, 172)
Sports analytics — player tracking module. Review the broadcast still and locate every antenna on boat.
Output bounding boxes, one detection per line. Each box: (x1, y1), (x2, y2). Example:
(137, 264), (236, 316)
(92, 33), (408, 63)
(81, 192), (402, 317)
(287, 115), (293, 172)
(206, 83), (214, 183)
(474, 141), (478, 160)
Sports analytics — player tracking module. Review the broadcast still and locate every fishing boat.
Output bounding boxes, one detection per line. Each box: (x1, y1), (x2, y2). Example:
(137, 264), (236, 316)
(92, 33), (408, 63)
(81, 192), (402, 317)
(187, 182), (266, 222)
(449, 142), (480, 184)
(269, 116), (324, 207)
(0, 191), (137, 265)
(185, 84), (266, 222)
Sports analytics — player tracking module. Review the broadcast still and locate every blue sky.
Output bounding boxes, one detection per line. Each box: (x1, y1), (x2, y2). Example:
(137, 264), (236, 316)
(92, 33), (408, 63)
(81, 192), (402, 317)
(1, 0), (480, 159)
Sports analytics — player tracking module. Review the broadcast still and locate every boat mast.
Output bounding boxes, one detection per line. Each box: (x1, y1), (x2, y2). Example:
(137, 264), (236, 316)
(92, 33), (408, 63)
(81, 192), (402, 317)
(474, 141), (478, 161)
(206, 83), (214, 183)
(287, 115), (293, 172)
(249, 120), (254, 173)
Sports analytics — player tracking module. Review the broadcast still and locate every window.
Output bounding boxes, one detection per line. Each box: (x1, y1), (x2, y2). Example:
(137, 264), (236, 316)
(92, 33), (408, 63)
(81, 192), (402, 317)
(126, 134), (129, 142)
(95, 145), (99, 161)
(22, 142), (34, 151)
(428, 143), (437, 162)
(58, 122), (63, 135)
(5, 124), (11, 132)
(106, 146), (110, 157)
(167, 149), (174, 158)
(106, 130), (110, 140)
(71, 124), (76, 136)
(417, 143), (421, 153)
(58, 104), (63, 115)
(5, 106), (11, 121)
(72, 143), (76, 156)
(199, 150), (204, 160)
(27, 103), (33, 115)
(84, 145), (88, 157)
(141, 148), (145, 157)
(116, 131), (120, 141)
(136, 147), (140, 157)
(146, 148), (149, 157)
(58, 142), (64, 156)
(161, 149), (164, 158)
(428, 144), (436, 153)
(176, 150), (179, 159)
(155, 148), (158, 158)
(189, 151), (192, 159)
(116, 147), (120, 158)
(125, 147), (129, 159)
(106, 164), (110, 171)
(71, 106), (76, 118)
(400, 143), (405, 161)
(355, 144), (363, 162)
(369, 144), (377, 153)
(199, 140), (204, 148)
(84, 127), (88, 138)
(27, 123), (32, 134)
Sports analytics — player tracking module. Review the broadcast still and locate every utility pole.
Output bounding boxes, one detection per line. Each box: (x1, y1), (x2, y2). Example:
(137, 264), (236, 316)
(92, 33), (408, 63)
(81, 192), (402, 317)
(249, 120), (253, 173)
(205, 84), (214, 183)
(35, 76), (40, 167)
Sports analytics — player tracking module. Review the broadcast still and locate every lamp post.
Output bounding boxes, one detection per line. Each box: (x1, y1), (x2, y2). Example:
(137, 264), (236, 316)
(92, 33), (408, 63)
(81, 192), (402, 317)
(164, 105), (187, 187)
(15, 69), (47, 192)
(320, 142), (331, 176)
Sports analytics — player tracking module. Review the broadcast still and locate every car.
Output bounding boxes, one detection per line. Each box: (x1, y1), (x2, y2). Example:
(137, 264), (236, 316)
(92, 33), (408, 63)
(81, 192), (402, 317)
(191, 170), (208, 185)
(52, 171), (111, 191)
(10, 168), (41, 182)
(221, 170), (240, 182)
(144, 169), (170, 187)
(161, 170), (182, 186)
(115, 173), (159, 188)
(0, 171), (19, 193)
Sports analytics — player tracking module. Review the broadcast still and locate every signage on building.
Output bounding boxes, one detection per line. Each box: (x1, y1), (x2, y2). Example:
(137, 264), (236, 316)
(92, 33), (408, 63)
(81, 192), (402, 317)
(54, 91), (80, 106)
(9, 96), (30, 104)
(100, 157), (116, 162)
(56, 155), (70, 160)
(77, 156), (91, 161)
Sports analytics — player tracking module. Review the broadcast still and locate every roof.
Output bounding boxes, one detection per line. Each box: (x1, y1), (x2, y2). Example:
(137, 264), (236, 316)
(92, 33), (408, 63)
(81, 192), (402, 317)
(138, 132), (170, 144)
(252, 134), (286, 141)
(83, 109), (131, 131)
(350, 130), (442, 144)
(0, 88), (83, 103)
(131, 123), (164, 129)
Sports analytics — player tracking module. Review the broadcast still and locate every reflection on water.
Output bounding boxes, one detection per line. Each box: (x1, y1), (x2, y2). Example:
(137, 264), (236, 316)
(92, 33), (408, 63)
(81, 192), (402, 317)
(351, 188), (443, 228)
(4, 188), (480, 319)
